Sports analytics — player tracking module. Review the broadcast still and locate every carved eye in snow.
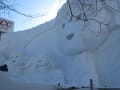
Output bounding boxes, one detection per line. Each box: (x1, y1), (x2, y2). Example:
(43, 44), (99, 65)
(12, 60), (16, 63)
(62, 23), (65, 28)
(38, 59), (42, 63)
(66, 32), (75, 40)
(16, 56), (18, 58)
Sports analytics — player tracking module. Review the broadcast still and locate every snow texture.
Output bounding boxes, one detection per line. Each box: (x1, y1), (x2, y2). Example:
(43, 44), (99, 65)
(0, 0), (120, 89)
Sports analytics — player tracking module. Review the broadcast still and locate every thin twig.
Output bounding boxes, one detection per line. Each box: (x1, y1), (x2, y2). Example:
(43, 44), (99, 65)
(101, 0), (120, 12)
(0, 1), (44, 18)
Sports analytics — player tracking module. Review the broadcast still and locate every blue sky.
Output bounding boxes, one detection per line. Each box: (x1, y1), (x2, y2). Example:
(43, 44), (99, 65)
(2, 0), (66, 32)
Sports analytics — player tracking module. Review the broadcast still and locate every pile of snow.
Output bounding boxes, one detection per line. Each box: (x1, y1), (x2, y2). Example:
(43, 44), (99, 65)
(0, 0), (120, 89)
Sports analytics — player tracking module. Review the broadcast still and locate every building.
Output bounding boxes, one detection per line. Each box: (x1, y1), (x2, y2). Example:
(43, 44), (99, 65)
(0, 17), (14, 38)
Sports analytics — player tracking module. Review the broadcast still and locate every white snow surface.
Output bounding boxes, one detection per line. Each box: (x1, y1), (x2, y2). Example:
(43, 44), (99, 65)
(0, 0), (120, 89)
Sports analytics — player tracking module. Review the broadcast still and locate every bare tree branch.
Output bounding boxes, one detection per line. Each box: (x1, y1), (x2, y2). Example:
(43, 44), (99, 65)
(0, 1), (45, 18)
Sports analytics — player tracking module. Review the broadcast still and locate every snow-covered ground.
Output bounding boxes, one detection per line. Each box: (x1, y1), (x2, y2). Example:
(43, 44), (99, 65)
(0, 0), (120, 89)
(0, 72), (56, 90)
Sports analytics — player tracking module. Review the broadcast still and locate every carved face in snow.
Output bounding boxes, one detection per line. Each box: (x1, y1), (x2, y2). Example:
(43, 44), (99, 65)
(57, 0), (119, 55)
(9, 55), (24, 66)
(32, 55), (53, 71)
(6, 54), (25, 76)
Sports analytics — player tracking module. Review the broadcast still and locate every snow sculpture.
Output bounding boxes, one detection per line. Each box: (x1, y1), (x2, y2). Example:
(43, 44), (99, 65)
(21, 54), (64, 85)
(6, 53), (65, 85)
(58, 0), (119, 87)
(7, 54), (26, 77)
(25, 55), (53, 74)
(0, 0), (120, 88)
(57, 0), (114, 55)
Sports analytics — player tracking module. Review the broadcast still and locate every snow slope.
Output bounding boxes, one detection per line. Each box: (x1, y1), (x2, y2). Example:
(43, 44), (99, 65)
(0, 0), (120, 89)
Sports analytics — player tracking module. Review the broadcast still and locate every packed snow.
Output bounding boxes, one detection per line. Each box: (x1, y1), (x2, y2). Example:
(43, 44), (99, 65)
(0, 0), (120, 89)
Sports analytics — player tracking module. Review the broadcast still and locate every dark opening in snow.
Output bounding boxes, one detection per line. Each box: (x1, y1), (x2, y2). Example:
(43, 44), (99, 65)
(66, 33), (75, 40)
(0, 64), (8, 72)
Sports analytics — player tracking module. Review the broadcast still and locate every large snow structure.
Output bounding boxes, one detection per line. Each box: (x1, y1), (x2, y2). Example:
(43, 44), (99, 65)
(0, 0), (120, 89)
